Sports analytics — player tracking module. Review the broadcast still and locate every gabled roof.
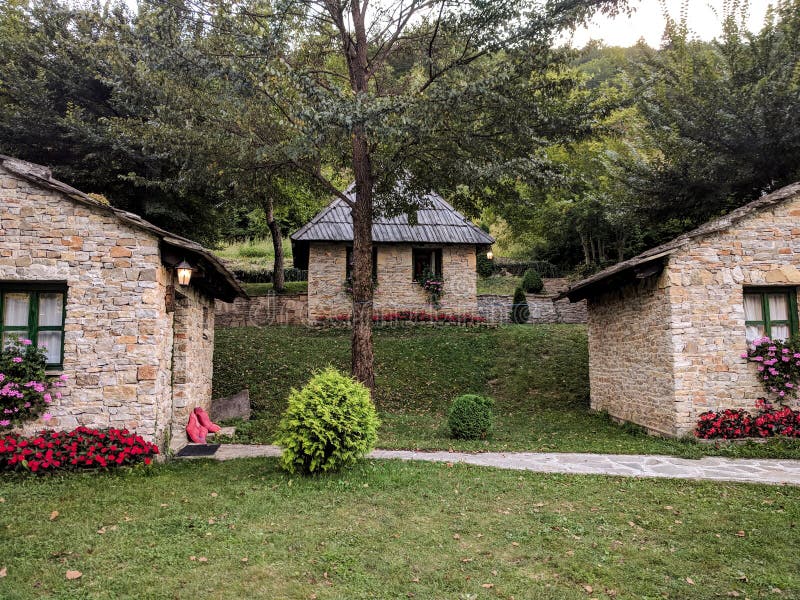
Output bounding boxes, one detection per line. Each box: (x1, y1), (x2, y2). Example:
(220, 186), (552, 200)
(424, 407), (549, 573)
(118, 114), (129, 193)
(563, 181), (800, 302)
(291, 187), (494, 245)
(0, 155), (247, 302)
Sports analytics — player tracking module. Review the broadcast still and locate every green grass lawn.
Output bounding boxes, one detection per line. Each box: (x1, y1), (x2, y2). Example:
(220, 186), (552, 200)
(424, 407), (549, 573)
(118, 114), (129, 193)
(2, 458), (798, 599)
(243, 281), (309, 296)
(477, 274), (521, 295)
(213, 237), (295, 276)
(213, 325), (800, 458)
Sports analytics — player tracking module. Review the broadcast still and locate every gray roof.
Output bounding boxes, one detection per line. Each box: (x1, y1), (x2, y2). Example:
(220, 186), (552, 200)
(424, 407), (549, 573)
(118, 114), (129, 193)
(0, 155), (247, 302)
(291, 187), (494, 245)
(563, 181), (800, 302)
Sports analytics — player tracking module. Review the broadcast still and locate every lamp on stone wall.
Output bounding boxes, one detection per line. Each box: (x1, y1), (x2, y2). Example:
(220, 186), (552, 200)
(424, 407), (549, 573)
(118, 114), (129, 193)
(176, 260), (193, 286)
(486, 249), (494, 260)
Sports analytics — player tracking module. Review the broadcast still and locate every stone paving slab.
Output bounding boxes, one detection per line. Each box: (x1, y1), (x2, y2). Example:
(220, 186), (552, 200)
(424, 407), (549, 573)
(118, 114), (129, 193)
(192, 444), (800, 486)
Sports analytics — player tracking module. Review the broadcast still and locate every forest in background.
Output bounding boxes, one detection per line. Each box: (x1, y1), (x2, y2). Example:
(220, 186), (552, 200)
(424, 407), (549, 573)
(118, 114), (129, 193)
(1, 0), (798, 277)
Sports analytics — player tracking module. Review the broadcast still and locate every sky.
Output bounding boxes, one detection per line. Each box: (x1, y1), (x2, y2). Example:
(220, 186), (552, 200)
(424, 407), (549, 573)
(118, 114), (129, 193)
(567, 0), (775, 48)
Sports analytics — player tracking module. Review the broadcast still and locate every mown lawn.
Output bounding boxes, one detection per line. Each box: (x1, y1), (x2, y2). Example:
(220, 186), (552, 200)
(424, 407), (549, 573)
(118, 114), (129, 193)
(213, 325), (800, 458)
(242, 281), (309, 296)
(2, 458), (798, 599)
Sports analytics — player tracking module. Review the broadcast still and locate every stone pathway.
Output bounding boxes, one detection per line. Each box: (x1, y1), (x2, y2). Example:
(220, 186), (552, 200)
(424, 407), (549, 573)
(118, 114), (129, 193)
(197, 444), (800, 486)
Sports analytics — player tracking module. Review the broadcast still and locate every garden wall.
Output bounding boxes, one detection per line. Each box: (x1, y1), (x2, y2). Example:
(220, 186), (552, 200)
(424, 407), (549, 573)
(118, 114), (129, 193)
(215, 294), (309, 327)
(477, 278), (587, 324)
(215, 278), (586, 326)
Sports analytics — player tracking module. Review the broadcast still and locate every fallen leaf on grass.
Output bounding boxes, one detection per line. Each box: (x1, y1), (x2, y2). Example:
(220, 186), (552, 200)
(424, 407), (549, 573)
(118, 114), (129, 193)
(49, 511), (59, 521)
(210, 492), (218, 498)
(197, 557), (208, 563)
(0, 567), (7, 578)
(685, 578), (695, 585)
(241, 557), (248, 563)
(452, 534), (461, 540)
(735, 530), (745, 537)
(65, 571), (82, 580)
(411, 577), (420, 583)
(481, 583), (494, 589)
(583, 585), (593, 594)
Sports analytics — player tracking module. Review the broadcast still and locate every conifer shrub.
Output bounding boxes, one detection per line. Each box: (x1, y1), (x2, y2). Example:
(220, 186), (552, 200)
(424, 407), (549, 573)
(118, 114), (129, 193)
(521, 269), (544, 293)
(447, 394), (494, 439)
(476, 253), (495, 278)
(274, 368), (379, 474)
(510, 287), (530, 324)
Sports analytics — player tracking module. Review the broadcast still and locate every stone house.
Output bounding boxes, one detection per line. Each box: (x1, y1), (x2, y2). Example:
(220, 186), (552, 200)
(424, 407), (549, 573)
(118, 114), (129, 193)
(0, 155), (246, 449)
(563, 182), (800, 437)
(291, 188), (494, 321)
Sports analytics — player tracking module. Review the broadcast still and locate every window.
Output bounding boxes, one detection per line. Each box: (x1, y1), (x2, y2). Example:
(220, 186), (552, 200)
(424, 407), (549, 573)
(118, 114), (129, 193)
(412, 248), (442, 282)
(744, 287), (798, 345)
(345, 246), (378, 279)
(0, 283), (67, 368)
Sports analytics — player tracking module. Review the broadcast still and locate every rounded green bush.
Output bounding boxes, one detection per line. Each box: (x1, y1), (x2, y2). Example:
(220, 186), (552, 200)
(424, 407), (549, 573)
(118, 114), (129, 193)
(448, 394), (494, 440)
(510, 287), (530, 324)
(274, 368), (380, 474)
(521, 269), (544, 294)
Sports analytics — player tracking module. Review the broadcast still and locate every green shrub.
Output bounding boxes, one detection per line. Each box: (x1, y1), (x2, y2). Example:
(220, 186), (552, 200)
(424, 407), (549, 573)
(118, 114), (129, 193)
(448, 394), (494, 439)
(274, 368), (380, 474)
(521, 269), (544, 293)
(510, 287), (530, 324)
(476, 253), (495, 278)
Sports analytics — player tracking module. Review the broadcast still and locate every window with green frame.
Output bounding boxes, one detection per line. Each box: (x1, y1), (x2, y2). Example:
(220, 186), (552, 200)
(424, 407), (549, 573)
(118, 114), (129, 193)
(0, 283), (67, 368)
(743, 287), (799, 345)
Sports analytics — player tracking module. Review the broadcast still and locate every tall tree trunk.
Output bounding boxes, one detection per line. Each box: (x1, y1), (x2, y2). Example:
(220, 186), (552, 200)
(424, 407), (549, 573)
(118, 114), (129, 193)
(347, 1), (375, 391)
(264, 198), (285, 293)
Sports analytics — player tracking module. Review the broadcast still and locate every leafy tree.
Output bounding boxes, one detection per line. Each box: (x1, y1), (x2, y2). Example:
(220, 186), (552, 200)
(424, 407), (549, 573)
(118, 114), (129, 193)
(0, 0), (220, 242)
(631, 0), (800, 244)
(130, 0), (627, 389)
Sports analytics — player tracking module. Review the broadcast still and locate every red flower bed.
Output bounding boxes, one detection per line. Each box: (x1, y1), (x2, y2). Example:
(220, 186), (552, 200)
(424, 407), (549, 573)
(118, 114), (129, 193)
(317, 311), (487, 325)
(695, 399), (800, 439)
(0, 426), (159, 473)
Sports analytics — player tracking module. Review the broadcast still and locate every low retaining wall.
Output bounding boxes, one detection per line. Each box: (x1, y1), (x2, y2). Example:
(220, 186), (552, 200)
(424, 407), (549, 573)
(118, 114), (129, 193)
(477, 278), (586, 324)
(477, 295), (586, 324)
(215, 278), (586, 327)
(215, 294), (308, 327)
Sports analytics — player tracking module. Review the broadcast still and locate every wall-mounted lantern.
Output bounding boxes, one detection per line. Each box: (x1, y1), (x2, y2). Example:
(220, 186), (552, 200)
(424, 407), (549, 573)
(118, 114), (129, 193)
(176, 260), (193, 286)
(486, 249), (494, 260)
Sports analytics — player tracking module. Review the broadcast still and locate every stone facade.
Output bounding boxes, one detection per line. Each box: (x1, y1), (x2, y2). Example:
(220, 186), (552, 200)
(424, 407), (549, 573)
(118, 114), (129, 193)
(307, 242), (478, 321)
(586, 191), (800, 436)
(0, 162), (225, 449)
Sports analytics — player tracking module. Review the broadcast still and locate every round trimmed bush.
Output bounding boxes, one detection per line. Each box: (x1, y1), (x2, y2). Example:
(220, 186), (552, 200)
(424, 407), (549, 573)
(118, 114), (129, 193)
(274, 368), (380, 474)
(448, 394), (494, 439)
(521, 269), (544, 293)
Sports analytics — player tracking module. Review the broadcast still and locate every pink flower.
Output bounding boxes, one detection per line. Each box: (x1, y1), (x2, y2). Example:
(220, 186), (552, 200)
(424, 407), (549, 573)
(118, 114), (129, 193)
(0, 420), (9, 427)
(42, 413), (52, 421)
(20, 339), (32, 346)
(12, 357), (22, 363)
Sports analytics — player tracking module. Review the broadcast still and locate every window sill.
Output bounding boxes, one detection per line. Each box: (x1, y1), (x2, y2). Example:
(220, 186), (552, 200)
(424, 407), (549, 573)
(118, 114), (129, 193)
(45, 368), (64, 376)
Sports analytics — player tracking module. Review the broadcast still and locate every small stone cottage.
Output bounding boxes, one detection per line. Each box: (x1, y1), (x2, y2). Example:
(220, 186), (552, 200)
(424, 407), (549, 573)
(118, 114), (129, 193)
(563, 182), (800, 437)
(291, 188), (494, 321)
(0, 155), (246, 449)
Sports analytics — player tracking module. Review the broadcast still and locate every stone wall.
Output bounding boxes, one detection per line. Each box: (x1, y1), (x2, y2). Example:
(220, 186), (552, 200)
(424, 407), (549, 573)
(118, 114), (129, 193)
(307, 242), (478, 321)
(477, 279), (587, 324)
(666, 195), (800, 434)
(586, 273), (677, 436)
(168, 284), (215, 450)
(1, 163), (174, 444)
(216, 294), (308, 327)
